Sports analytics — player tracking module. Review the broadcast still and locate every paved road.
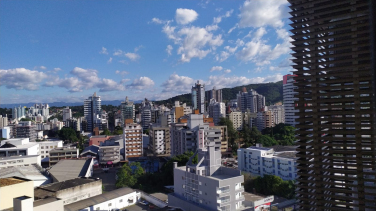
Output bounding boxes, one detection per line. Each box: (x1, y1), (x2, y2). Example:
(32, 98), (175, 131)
(93, 167), (117, 191)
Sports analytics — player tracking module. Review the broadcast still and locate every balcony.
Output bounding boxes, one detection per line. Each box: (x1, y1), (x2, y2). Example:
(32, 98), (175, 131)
(235, 195), (245, 201)
(235, 186), (244, 192)
(217, 198), (230, 205)
(216, 188), (230, 195)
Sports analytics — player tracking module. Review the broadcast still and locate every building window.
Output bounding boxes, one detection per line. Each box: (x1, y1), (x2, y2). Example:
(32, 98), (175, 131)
(50, 146), (53, 148)
(120, 199), (123, 202)
(96, 208), (100, 211)
(108, 203), (112, 206)
(41, 146), (44, 149)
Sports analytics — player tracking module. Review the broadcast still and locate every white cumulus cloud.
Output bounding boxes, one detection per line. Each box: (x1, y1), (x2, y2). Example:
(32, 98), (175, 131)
(210, 66), (223, 72)
(107, 57), (113, 64)
(239, 0), (289, 28)
(100, 47), (108, 54)
(175, 8), (198, 25)
(0, 68), (48, 90)
(127, 77), (154, 89)
(125, 53), (140, 61)
(166, 45), (173, 56)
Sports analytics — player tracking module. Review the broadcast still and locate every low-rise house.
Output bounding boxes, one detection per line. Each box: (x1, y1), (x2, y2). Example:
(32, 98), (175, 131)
(49, 147), (79, 166)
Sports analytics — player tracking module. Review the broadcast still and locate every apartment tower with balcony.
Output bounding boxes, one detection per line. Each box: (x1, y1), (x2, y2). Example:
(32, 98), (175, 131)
(289, 0), (376, 210)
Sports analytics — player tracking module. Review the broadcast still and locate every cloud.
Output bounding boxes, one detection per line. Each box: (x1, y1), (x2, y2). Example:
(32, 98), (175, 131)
(205, 74), (283, 89)
(53, 68), (62, 72)
(238, 0), (289, 28)
(134, 45), (143, 52)
(175, 8), (198, 25)
(161, 73), (195, 94)
(215, 45), (238, 62)
(224, 69), (231, 73)
(176, 26), (223, 62)
(269, 57), (293, 71)
(210, 66), (223, 72)
(0, 68), (48, 90)
(213, 9), (234, 24)
(125, 53), (140, 61)
(107, 57), (113, 64)
(228, 24), (238, 33)
(113, 49), (123, 56)
(40, 66), (47, 70)
(44, 67), (126, 92)
(100, 47), (108, 55)
(127, 77), (155, 89)
(235, 28), (291, 66)
(115, 70), (129, 75)
(166, 45), (173, 56)
(151, 18), (164, 24)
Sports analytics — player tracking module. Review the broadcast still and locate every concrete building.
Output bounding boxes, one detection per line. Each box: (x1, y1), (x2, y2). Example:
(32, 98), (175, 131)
(123, 123), (143, 158)
(140, 98), (153, 130)
(36, 123), (51, 131)
(1, 127), (11, 139)
(283, 75), (298, 127)
(289, 1), (376, 209)
(99, 142), (121, 165)
(0, 115), (8, 128)
(206, 86), (223, 103)
(169, 142), (245, 211)
(62, 107), (72, 122)
(64, 118), (81, 132)
(0, 138), (41, 168)
(34, 177), (102, 205)
(149, 124), (171, 156)
(121, 96), (136, 123)
(49, 147), (79, 166)
(15, 121), (37, 142)
(236, 88), (265, 113)
(50, 118), (64, 131)
(89, 135), (111, 146)
(49, 159), (94, 182)
(80, 145), (99, 159)
(265, 105), (285, 126)
(191, 80), (205, 114)
(39, 140), (63, 160)
(210, 126), (228, 152)
(84, 92), (106, 133)
(237, 146), (297, 181)
(228, 111), (243, 131)
(0, 177), (34, 211)
(64, 187), (140, 211)
(256, 110), (273, 132)
(208, 99), (226, 125)
(170, 114), (222, 156)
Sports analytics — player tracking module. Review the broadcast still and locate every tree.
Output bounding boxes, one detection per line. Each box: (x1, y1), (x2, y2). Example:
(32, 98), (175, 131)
(116, 163), (136, 188)
(20, 118), (32, 122)
(100, 129), (111, 135)
(248, 175), (296, 199)
(58, 127), (78, 142)
(256, 135), (278, 147)
(262, 123), (296, 146)
(219, 117), (238, 147)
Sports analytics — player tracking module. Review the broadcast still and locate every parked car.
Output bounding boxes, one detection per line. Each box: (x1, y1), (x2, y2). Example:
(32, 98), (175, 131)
(139, 200), (149, 206)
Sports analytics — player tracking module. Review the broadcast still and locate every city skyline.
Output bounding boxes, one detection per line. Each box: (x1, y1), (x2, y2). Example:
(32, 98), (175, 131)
(1, 0), (292, 104)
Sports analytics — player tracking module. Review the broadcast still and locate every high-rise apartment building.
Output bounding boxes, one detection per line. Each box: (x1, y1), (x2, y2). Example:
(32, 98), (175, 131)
(208, 99), (226, 125)
(15, 121), (36, 142)
(140, 99), (153, 130)
(283, 75), (298, 127)
(148, 124), (170, 156)
(123, 123), (143, 158)
(236, 88), (265, 113)
(191, 80), (205, 114)
(205, 86), (223, 103)
(228, 111), (243, 131)
(289, 0), (376, 210)
(84, 92), (103, 133)
(62, 107), (72, 122)
(120, 97), (135, 123)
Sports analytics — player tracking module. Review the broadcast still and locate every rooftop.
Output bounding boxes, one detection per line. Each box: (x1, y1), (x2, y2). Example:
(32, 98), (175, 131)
(35, 178), (100, 199)
(81, 145), (99, 155)
(0, 164), (48, 181)
(49, 159), (92, 182)
(0, 177), (29, 187)
(0, 142), (39, 150)
(64, 187), (134, 211)
(271, 145), (298, 152)
(275, 152), (297, 159)
(247, 146), (272, 151)
(50, 147), (77, 152)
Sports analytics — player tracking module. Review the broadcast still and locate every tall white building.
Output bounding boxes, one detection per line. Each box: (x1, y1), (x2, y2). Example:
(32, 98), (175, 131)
(264, 105), (285, 126)
(0, 138), (41, 168)
(191, 80), (205, 114)
(84, 92), (104, 132)
(283, 75), (298, 127)
(208, 99), (225, 125)
(121, 96), (135, 123)
(169, 142), (245, 211)
(62, 107), (72, 122)
(237, 146), (297, 181)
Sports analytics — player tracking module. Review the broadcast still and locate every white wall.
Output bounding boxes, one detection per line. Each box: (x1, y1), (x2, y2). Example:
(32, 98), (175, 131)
(79, 191), (141, 211)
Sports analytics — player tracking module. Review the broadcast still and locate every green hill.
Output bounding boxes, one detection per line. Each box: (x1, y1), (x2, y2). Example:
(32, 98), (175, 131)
(154, 81), (283, 106)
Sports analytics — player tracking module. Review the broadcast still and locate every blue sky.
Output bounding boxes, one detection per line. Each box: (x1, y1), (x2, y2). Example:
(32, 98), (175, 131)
(0, 0), (293, 104)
